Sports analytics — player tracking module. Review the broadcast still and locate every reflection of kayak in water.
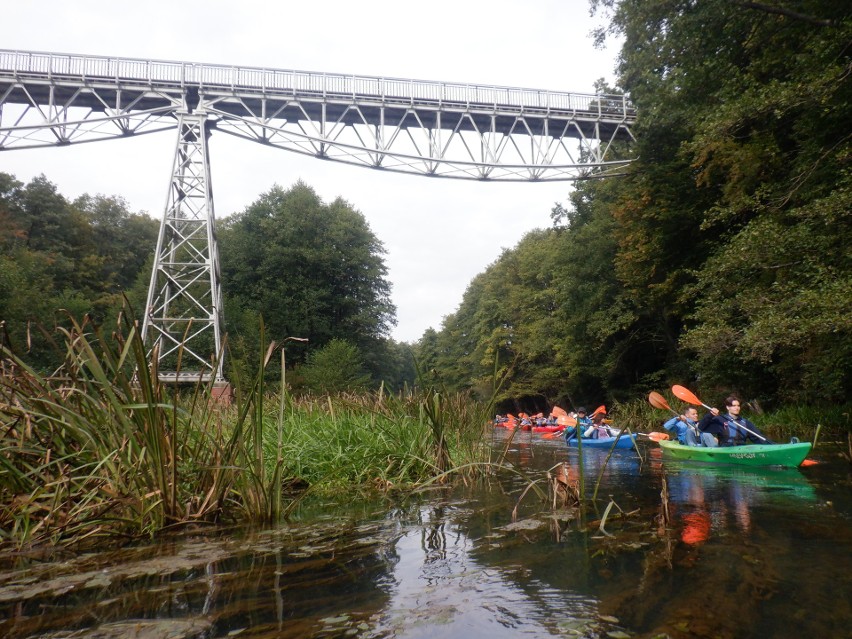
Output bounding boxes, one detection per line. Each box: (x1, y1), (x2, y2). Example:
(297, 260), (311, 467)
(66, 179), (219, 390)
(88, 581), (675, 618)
(658, 439), (811, 468)
(664, 461), (819, 503)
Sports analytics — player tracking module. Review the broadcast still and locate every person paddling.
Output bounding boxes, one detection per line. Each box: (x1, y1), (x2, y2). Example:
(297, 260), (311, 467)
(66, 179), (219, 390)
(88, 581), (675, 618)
(589, 408), (616, 438)
(663, 407), (716, 447)
(565, 407), (592, 441)
(699, 395), (769, 446)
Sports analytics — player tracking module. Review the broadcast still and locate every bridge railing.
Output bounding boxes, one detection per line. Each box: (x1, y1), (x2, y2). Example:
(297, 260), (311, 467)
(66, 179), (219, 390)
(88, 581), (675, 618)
(0, 49), (635, 118)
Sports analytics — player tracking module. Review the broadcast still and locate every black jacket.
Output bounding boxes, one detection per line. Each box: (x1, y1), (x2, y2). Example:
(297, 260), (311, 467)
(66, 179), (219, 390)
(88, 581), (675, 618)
(699, 413), (766, 446)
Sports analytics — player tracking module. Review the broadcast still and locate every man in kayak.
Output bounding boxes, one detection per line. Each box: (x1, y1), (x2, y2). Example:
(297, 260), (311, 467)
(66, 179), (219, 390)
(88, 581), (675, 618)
(699, 396), (770, 446)
(663, 407), (716, 446)
(565, 407), (592, 441)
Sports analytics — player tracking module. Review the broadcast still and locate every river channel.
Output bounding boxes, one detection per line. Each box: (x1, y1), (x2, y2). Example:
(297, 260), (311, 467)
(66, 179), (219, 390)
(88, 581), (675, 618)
(1, 430), (850, 639)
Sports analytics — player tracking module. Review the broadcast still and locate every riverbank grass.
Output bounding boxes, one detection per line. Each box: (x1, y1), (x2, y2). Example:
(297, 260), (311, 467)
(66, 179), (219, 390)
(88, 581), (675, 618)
(0, 315), (494, 550)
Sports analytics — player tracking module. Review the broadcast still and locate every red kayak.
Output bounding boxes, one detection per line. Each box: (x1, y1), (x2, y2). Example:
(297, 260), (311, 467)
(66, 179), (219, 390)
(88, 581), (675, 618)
(532, 425), (563, 434)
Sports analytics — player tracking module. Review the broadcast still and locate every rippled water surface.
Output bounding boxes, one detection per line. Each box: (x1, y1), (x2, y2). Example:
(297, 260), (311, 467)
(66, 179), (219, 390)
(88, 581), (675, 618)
(2, 431), (850, 638)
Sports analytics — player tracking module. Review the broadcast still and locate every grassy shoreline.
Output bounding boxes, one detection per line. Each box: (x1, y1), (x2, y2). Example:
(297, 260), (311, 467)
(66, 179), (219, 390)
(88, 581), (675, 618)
(1, 316), (848, 551)
(0, 315), (502, 550)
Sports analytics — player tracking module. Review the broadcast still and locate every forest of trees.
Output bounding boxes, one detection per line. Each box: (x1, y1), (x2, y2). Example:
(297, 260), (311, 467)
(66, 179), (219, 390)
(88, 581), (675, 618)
(414, 0), (850, 410)
(0, 174), (159, 366)
(0, 175), (416, 392)
(218, 182), (415, 390)
(1, 0), (848, 410)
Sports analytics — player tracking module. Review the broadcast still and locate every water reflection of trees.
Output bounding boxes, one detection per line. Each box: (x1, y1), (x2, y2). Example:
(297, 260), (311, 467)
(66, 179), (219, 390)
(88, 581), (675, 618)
(375, 500), (616, 637)
(485, 434), (847, 638)
(1, 444), (847, 639)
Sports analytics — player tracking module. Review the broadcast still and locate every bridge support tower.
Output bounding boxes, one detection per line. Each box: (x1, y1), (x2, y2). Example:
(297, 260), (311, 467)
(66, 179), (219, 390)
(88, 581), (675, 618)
(141, 110), (228, 392)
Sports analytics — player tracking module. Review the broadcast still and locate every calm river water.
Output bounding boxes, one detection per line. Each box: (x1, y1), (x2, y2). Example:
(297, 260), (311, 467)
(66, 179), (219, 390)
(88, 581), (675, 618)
(1, 431), (850, 639)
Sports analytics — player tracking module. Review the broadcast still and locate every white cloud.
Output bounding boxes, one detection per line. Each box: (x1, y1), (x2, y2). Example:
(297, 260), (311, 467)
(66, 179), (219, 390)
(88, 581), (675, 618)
(1, 0), (620, 342)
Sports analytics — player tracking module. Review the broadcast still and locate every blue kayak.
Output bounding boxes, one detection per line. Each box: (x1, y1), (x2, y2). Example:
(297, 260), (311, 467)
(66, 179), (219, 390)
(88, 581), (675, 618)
(565, 433), (637, 449)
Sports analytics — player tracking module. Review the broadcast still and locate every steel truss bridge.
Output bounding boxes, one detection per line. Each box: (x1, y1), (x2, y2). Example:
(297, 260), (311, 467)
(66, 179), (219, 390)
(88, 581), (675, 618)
(0, 49), (636, 384)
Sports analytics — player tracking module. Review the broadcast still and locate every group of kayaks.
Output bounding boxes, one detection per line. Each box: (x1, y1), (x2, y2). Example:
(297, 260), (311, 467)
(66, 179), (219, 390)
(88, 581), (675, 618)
(493, 400), (814, 468)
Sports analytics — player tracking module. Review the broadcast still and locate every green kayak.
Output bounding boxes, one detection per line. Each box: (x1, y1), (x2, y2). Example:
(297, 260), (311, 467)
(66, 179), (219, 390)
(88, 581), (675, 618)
(657, 439), (812, 468)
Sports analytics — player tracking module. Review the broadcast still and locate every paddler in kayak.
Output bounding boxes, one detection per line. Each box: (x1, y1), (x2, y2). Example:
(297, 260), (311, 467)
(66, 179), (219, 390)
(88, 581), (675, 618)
(663, 406), (716, 447)
(698, 395), (771, 447)
(589, 407), (622, 438)
(564, 407), (591, 441)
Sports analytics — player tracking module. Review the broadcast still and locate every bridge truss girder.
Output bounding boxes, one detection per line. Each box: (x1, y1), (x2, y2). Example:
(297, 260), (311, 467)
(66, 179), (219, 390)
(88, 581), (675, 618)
(1, 53), (636, 180)
(0, 94), (634, 180)
(203, 93), (634, 181)
(0, 81), (181, 148)
(0, 49), (637, 382)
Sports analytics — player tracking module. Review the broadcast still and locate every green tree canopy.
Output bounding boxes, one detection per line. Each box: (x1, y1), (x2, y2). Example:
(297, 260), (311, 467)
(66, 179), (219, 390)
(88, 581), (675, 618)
(0, 173), (158, 369)
(596, 0), (852, 402)
(297, 338), (371, 393)
(219, 181), (397, 380)
(420, 0), (851, 409)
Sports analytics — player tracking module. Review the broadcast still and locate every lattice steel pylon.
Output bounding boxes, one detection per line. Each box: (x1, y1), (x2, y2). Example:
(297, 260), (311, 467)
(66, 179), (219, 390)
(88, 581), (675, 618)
(141, 110), (224, 384)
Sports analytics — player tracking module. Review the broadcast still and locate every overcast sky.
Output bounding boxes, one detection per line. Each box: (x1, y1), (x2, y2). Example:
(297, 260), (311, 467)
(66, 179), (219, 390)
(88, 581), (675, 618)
(2, 0), (621, 343)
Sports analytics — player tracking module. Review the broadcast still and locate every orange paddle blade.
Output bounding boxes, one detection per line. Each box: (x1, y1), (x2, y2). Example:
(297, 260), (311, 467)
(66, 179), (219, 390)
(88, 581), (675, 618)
(646, 431), (670, 442)
(672, 385), (702, 406)
(551, 406), (568, 418)
(591, 405), (607, 416)
(556, 415), (577, 427)
(542, 429), (565, 439)
(800, 459), (819, 467)
(648, 391), (673, 412)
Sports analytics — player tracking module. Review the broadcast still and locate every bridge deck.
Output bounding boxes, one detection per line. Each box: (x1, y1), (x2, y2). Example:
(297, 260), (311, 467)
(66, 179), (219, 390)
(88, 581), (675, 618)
(0, 49), (635, 140)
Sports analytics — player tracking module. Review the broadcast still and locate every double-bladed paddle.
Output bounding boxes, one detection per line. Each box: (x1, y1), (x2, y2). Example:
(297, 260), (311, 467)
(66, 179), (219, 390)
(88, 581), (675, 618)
(671, 385), (770, 443)
(648, 391), (677, 415)
(644, 392), (679, 441)
(542, 414), (577, 439)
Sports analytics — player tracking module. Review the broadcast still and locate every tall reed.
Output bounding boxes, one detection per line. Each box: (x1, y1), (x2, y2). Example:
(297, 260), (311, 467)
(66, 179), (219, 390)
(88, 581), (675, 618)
(0, 310), (273, 548)
(0, 312), (498, 549)
(267, 388), (493, 493)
